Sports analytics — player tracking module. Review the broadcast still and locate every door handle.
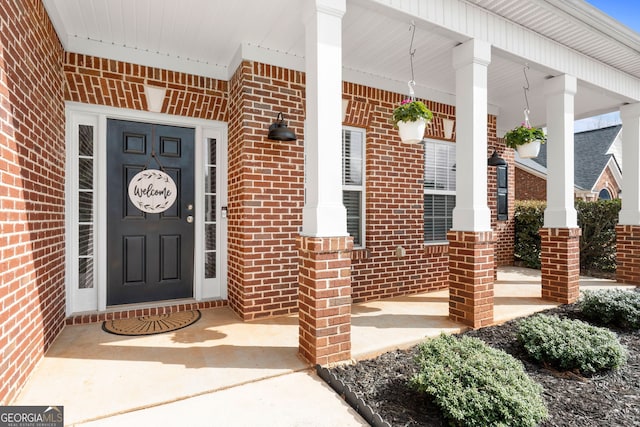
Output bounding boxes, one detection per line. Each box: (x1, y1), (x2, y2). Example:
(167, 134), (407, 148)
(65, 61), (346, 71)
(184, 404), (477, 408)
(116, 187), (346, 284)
(186, 215), (194, 223)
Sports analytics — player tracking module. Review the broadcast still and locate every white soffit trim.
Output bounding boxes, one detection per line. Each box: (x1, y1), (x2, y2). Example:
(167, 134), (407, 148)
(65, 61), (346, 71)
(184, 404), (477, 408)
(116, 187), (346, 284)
(371, 0), (640, 102)
(43, 0), (229, 80)
(344, 67), (454, 110)
(231, 44), (496, 113)
(342, 69), (501, 115)
(547, 0), (640, 53)
(595, 157), (624, 192)
(65, 37), (229, 80)
(236, 43), (306, 77)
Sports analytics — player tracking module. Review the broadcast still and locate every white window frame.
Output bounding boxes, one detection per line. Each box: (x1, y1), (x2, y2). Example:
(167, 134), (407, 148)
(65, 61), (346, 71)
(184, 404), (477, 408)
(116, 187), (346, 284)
(423, 139), (456, 244)
(598, 188), (612, 200)
(342, 126), (366, 248)
(65, 111), (99, 314)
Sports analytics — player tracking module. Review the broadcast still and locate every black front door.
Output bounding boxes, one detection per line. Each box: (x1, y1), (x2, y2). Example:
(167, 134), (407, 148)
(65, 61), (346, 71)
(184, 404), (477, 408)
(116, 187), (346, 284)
(107, 119), (194, 305)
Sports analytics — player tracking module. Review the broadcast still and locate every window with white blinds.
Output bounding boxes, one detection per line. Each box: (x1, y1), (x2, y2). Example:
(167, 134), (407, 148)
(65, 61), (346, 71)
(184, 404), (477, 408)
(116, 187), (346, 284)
(342, 127), (365, 247)
(424, 140), (456, 242)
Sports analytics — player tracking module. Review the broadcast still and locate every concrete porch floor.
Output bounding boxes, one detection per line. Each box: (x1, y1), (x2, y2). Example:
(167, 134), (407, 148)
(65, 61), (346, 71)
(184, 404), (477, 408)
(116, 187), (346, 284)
(13, 267), (635, 426)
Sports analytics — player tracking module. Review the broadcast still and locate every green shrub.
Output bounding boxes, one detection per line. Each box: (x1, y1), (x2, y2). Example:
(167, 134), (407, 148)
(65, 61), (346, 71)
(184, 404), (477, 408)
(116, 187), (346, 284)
(576, 199), (620, 272)
(513, 199), (621, 273)
(513, 200), (545, 268)
(411, 334), (548, 427)
(579, 289), (640, 329)
(517, 314), (627, 375)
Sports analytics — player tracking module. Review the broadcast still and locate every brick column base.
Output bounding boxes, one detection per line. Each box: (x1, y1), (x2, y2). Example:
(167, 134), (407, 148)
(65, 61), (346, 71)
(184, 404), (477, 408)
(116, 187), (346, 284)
(297, 236), (353, 365)
(540, 227), (581, 303)
(447, 231), (495, 329)
(616, 225), (640, 285)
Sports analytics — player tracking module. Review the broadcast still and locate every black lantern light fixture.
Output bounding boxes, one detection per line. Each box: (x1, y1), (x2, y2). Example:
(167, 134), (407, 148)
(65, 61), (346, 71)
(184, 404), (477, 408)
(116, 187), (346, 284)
(267, 112), (297, 141)
(487, 149), (507, 167)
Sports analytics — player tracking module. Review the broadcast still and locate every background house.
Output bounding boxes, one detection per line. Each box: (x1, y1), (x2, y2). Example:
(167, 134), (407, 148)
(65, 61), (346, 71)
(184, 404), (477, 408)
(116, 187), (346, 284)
(515, 125), (623, 201)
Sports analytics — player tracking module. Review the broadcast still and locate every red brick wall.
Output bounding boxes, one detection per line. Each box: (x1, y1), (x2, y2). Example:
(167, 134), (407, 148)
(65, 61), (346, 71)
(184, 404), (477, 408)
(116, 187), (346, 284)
(342, 83), (513, 301)
(0, 0), (65, 404)
(490, 136), (515, 266)
(298, 236), (352, 365)
(616, 225), (640, 285)
(227, 61), (305, 320)
(515, 167), (546, 200)
(516, 163), (620, 202)
(540, 227), (581, 304)
(225, 69), (512, 315)
(448, 230), (495, 328)
(594, 165), (620, 199)
(342, 83), (456, 302)
(65, 300), (227, 325)
(64, 54), (228, 120)
(65, 52), (514, 319)
(64, 56), (308, 322)
(63, 52), (514, 322)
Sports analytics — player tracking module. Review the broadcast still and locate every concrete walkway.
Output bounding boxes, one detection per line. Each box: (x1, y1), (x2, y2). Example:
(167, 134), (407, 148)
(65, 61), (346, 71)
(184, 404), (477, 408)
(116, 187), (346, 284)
(12, 267), (634, 426)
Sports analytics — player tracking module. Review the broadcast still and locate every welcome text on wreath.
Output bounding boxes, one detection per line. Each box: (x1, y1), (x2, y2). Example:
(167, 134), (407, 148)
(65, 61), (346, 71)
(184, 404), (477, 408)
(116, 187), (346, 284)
(128, 169), (178, 213)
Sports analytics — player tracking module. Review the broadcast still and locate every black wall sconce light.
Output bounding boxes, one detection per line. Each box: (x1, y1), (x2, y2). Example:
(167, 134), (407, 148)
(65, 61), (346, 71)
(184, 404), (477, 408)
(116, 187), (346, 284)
(267, 112), (297, 141)
(487, 149), (507, 167)
(487, 148), (509, 220)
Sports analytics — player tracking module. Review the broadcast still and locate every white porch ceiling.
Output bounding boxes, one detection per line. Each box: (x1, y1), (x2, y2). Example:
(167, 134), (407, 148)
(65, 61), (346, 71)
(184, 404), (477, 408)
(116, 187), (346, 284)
(43, 0), (640, 133)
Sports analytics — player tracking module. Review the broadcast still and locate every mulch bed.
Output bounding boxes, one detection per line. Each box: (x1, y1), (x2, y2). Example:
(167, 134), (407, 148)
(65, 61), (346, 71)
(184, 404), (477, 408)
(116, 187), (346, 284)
(330, 303), (640, 426)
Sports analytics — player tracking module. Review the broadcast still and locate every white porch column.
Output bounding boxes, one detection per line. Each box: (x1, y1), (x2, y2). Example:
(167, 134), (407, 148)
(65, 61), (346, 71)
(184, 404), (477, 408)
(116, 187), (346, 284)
(619, 103), (640, 225)
(543, 74), (578, 228)
(451, 39), (492, 232)
(299, 0), (351, 366)
(448, 39), (494, 329)
(540, 75), (580, 304)
(302, 0), (347, 237)
(616, 103), (640, 285)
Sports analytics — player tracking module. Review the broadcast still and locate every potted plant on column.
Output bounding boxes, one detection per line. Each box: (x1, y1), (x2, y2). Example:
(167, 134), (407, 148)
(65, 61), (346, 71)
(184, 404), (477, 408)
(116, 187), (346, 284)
(393, 98), (433, 144)
(503, 123), (546, 158)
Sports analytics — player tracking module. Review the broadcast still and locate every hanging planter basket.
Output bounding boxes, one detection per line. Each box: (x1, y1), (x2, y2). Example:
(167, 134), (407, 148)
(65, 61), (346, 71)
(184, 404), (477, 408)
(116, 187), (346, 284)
(397, 118), (428, 144)
(515, 139), (541, 159)
(505, 66), (546, 159)
(393, 23), (433, 145)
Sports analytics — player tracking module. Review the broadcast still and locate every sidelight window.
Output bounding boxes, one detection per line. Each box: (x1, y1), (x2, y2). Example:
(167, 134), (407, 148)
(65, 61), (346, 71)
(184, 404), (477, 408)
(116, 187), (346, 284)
(78, 124), (95, 288)
(204, 138), (217, 278)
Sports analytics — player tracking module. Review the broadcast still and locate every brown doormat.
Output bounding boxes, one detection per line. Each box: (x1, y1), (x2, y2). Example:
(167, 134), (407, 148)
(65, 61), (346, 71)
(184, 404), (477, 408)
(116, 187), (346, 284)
(102, 310), (201, 336)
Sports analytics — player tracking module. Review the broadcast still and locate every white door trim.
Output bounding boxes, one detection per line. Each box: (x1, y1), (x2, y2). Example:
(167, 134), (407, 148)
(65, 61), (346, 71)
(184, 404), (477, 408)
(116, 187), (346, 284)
(65, 102), (228, 315)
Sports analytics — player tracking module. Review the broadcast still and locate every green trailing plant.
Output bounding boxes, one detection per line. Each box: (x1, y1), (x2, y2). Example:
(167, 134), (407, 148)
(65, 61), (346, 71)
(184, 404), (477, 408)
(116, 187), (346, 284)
(411, 334), (548, 427)
(392, 99), (433, 127)
(517, 314), (627, 375)
(579, 289), (640, 329)
(503, 124), (546, 149)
